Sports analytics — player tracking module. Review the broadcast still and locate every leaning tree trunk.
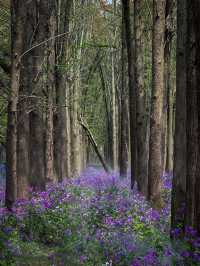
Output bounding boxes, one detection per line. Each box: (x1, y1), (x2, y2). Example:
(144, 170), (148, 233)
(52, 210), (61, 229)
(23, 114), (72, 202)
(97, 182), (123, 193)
(6, 0), (24, 209)
(134, 0), (148, 196)
(148, 0), (166, 207)
(171, 0), (187, 231)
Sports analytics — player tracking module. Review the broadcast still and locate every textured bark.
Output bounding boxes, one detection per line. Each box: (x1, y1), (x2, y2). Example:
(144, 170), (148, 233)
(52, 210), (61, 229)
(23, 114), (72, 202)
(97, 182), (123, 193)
(111, 48), (118, 170)
(17, 101), (29, 199)
(148, 0), (166, 207)
(119, 11), (129, 178)
(29, 112), (45, 191)
(17, 1), (35, 197)
(99, 64), (112, 167)
(134, 0), (148, 196)
(122, 0), (137, 189)
(171, 0), (187, 230)
(194, 1), (200, 234)
(185, 1), (198, 227)
(44, 0), (56, 183)
(111, 0), (118, 171)
(6, 0), (24, 208)
(164, 0), (174, 173)
(66, 85), (72, 177)
(54, 0), (72, 181)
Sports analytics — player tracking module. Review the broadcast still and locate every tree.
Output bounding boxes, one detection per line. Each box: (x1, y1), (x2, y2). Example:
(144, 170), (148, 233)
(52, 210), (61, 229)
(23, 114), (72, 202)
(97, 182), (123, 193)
(119, 5), (129, 178)
(171, 0), (187, 231)
(134, 0), (149, 196)
(122, 0), (137, 189)
(54, 0), (72, 181)
(148, 0), (166, 206)
(6, 0), (25, 208)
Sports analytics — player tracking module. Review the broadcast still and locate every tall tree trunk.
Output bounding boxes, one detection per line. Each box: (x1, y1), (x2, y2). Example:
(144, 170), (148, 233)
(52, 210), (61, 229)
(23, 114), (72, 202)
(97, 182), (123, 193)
(134, 0), (148, 196)
(194, 1), (200, 234)
(165, 0), (174, 173)
(44, 0), (56, 183)
(171, 0), (187, 230)
(6, 0), (24, 209)
(119, 10), (129, 178)
(122, 0), (137, 188)
(148, 0), (166, 207)
(111, 48), (118, 171)
(185, 1), (198, 227)
(54, 0), (72, 181)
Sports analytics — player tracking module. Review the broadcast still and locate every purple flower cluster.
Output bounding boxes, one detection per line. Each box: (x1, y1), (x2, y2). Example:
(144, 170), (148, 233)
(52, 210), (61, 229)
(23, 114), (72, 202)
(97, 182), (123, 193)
(0, 167), (198, 265)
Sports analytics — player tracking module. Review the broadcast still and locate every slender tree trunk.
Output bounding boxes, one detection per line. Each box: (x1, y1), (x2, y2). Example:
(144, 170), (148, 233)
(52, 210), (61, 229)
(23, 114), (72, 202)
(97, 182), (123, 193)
(111, 0), (118, 172)
(122, 0), (137, 188)
(111, 48), (118, 171)
(44, 0), (56, 183)
(66, 85), (72, 177)
(6, 0), (24, 209)
(134, 0), (148, 196)
(148, 0), (166, 207)
(119, 10), (129, 178)
(171, 0), (187, 230)
(165, 0), (174, 173)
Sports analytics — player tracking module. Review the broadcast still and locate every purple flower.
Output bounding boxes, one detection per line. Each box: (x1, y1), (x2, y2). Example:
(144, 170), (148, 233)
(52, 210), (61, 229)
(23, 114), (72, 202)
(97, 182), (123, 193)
(171, 228), (182, 238)
(181, 251), (190, 258)
(131, 258), (142, 266)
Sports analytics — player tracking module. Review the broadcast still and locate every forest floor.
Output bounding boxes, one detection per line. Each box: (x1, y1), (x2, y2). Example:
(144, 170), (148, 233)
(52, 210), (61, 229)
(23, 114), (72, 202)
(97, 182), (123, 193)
(0, 168), (199, 266)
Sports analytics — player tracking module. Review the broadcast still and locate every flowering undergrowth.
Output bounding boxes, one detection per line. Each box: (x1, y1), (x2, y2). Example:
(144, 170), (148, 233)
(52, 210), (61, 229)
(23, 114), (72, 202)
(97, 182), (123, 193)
(0, 168), (199, 265)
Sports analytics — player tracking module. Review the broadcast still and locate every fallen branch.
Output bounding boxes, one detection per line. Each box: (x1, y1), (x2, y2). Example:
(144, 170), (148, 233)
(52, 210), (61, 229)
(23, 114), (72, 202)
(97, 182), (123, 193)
(79, 117), (110, 173)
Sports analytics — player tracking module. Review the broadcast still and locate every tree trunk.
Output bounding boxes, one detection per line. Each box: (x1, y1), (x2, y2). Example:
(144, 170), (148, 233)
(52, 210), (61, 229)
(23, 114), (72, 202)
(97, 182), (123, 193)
(165, 0), (174, 173)
(54, 0), (72, 181)
(44, 0), (56, 183)
(134, 0), (148, 196)
(119, 9), (129, 178)
(194, 1), (200, 234)
(122, 0), (137, 189)
(148, 0), (166, 207)
(111, 48), (118, 171)
(185, 1), (198, 228)
(6, 0), (24, 209)
(171, 0), (187, 230)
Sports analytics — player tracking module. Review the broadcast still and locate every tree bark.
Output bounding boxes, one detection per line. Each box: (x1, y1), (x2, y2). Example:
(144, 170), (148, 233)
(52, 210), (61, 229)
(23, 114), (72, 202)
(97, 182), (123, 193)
(194, 1), (200, 234)
(54, 0), (72, 181)
(134, 0), (148, 196)
(171, 0), (187, 230)
(119, 9), (129, 178)
(164, 0), (174, 173)
(122, 0), (137, 189)
(148, 0), (166, 207)
(44, 0), (56, 183)
(6, 0), (24, 208)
